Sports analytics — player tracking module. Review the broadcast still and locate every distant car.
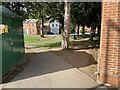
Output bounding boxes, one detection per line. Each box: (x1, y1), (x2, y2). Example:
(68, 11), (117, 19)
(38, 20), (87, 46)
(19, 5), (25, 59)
(47, 32), (54, 35)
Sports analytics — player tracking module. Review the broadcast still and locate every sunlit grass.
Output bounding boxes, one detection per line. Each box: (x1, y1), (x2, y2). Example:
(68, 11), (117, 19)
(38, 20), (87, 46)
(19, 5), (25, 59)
(24, 35), (41, 43)
(24, 34), (99, 49)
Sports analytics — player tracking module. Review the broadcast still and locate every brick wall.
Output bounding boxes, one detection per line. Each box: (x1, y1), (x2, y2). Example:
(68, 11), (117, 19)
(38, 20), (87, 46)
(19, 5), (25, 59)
(99, 2), (120, 86)
(23, 22), (39, 34)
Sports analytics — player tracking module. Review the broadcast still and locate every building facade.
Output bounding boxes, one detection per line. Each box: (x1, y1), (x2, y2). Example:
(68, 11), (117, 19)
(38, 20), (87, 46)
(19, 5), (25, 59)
(23, 19), (40, 35)
(98, 2), (120, 86)
(50, 20), (59, 34)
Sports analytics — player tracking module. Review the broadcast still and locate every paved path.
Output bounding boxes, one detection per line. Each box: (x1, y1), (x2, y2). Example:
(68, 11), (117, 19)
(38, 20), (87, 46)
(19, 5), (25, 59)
(1, 44), (100, 88)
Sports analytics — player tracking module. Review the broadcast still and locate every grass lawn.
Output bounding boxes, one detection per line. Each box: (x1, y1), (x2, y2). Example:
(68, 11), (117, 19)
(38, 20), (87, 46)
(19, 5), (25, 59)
(24, 35), (74, 49)
(24, 34), (100, 49)
(24, 35), (62, 43)
(24, 35), (41, 43)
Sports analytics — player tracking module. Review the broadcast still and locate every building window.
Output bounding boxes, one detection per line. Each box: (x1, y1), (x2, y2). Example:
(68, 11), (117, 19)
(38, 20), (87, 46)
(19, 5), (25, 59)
(32, 23), (34, 26)
(56, 24), (58, 27)
(32, 30), (34, 32)
(29, 24), (30, 26)
(52, 24), (54, 27)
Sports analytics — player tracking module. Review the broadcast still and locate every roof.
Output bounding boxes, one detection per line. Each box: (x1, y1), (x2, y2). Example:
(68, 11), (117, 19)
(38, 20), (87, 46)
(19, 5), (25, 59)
(43, 20), (59, 26)
(23, 19), (38, 24)
(0, 6), (22, 19)
(45, 19), (59, 23)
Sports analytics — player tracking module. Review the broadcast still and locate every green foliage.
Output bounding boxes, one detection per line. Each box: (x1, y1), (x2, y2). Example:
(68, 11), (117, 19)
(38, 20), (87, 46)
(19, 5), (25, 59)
(2, 2), (101, 43)
(46, 2), (64, 29)
(71, 2), (93, 25)
(2, 2), (29, 19)
(70, 22), (76, 33)
(80, 28), (86, 35)
(71, 2), (101, 36)
(27, 2), (48, 19)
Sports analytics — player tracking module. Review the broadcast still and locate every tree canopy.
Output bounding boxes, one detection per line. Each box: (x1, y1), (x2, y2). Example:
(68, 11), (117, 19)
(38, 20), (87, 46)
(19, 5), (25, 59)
(2, 2), (29, 19)
(2, 2), (101, 48)
(71, 2), (101, 36)
(46, 2), (64, 30)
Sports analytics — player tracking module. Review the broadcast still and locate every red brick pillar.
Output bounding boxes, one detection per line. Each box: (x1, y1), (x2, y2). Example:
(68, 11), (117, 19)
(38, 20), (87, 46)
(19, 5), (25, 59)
(99, 2), (120, 86)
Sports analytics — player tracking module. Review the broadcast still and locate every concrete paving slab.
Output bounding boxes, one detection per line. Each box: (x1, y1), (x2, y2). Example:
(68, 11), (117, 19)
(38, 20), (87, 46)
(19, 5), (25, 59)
(2, 46), (99, 88)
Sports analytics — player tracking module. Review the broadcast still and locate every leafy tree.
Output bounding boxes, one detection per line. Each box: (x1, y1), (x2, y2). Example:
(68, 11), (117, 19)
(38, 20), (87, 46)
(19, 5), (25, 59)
(71, 2), (93, 36)
(86, 2), (101, 42)
(70, 21), (76, 33)
(2, 2), (29, 19)
(48, 2), (71, 49)
(2, 2), (101, 48)
(46, 2), (70, 49)
(2, 2), (49, 37)
(71, 2), (101, 41)
(46, 2), (64, 31)
(27, 2), (48, 37)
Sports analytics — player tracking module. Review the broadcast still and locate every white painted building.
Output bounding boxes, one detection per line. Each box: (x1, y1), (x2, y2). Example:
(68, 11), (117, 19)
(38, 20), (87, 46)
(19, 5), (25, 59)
(50, 20), (59, 34)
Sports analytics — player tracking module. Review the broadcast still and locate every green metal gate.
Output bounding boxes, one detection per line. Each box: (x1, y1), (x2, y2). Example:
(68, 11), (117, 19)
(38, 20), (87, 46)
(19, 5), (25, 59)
(0, 6), (25, 77)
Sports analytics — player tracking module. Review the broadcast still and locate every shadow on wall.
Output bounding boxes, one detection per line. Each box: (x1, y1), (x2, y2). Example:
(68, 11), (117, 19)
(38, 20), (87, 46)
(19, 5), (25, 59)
(102, 18), (120, 84)
(3, 49), (97, 83)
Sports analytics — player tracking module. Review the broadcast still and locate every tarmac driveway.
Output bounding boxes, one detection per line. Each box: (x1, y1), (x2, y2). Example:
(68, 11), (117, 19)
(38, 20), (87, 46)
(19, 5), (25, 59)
(1, 45), (99, 88)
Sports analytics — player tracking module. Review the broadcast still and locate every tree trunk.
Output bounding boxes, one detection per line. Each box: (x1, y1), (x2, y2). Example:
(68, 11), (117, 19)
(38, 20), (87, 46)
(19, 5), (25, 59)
(61, 1), (70, 50)
(41, 18), (44, 37)
(77, 24), (79, 36)
(62, 24), (64, 32)
(89, 26), (94, 42)
(38, 19), (41, 35)
(82, 24), (85, 35)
